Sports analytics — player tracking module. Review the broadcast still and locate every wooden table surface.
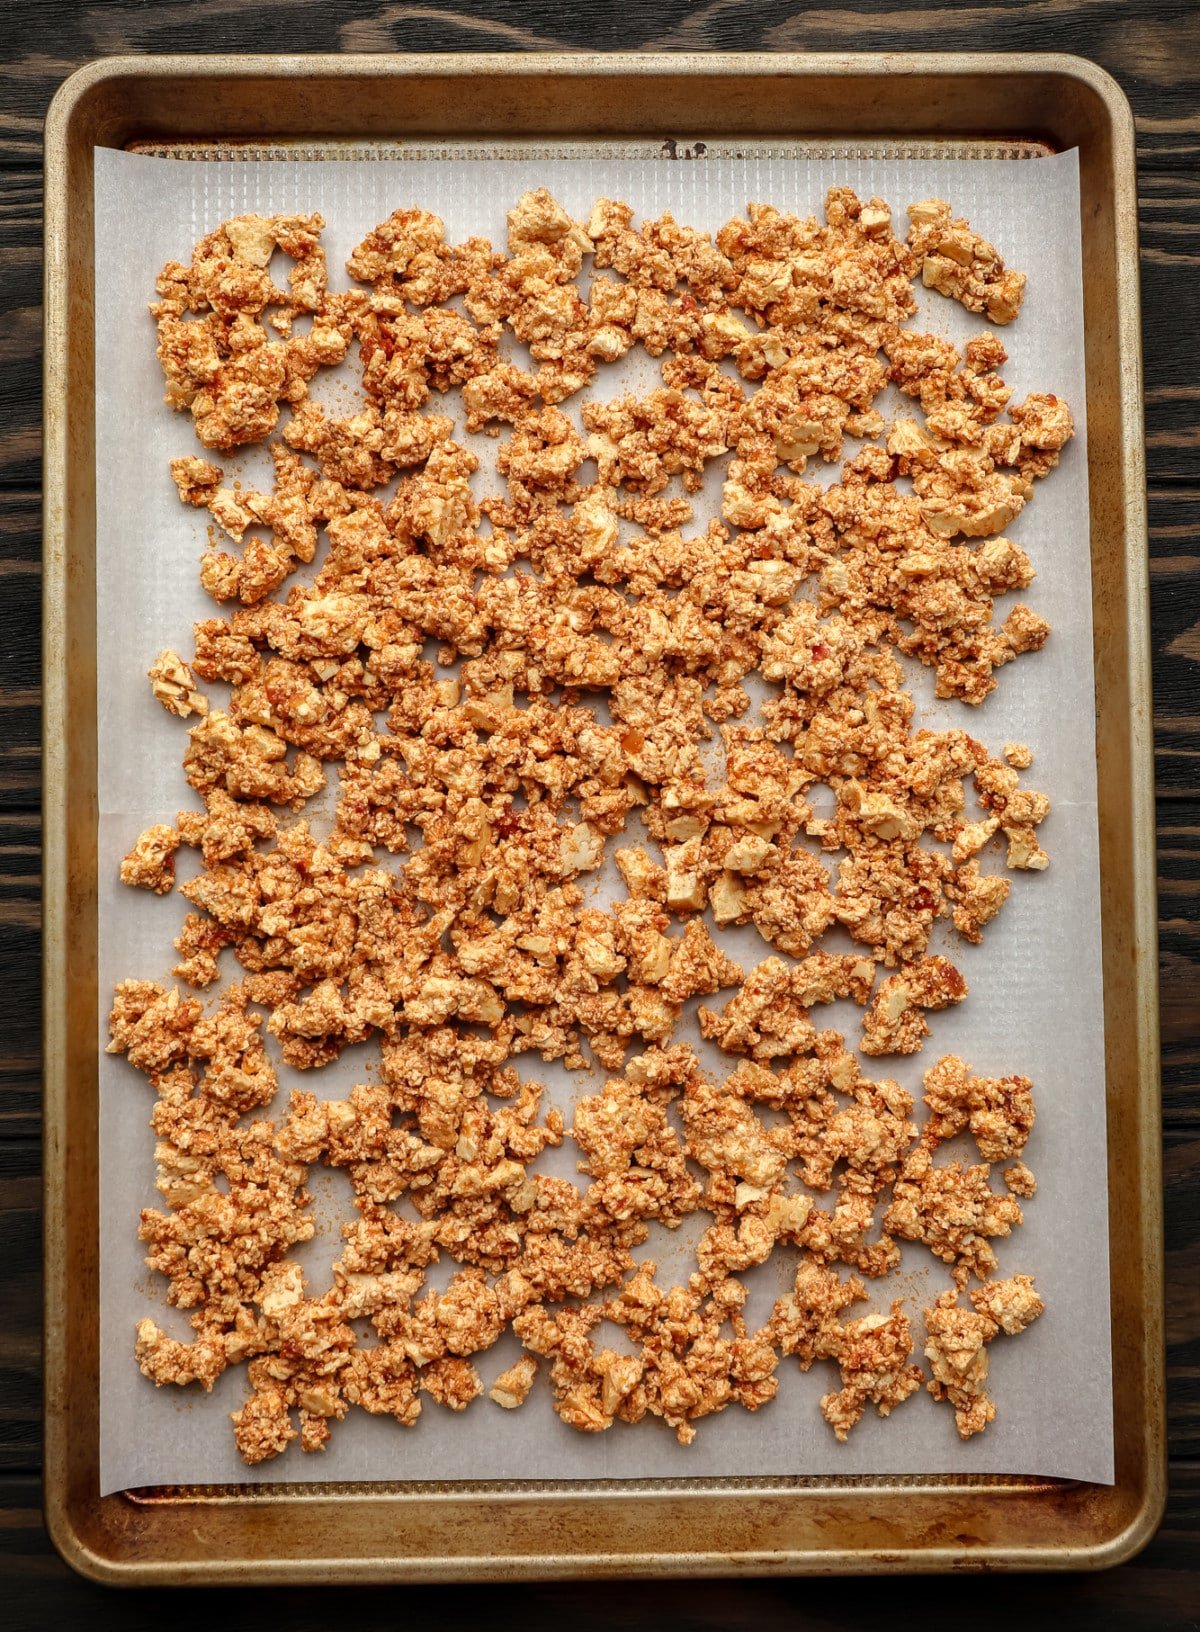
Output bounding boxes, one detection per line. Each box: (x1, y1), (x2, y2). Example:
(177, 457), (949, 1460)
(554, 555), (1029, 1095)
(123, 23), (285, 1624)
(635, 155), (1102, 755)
(3, 2), (1198, 1624)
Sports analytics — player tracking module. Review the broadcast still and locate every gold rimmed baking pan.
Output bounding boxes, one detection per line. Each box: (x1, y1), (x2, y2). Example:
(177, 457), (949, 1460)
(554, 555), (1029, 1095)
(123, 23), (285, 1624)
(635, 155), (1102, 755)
(42, 51), (1162, 1581)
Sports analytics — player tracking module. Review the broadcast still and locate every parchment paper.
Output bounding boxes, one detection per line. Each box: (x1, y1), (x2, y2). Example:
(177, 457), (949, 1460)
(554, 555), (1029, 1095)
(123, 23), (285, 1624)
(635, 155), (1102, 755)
(95, 146), (1112, 1494)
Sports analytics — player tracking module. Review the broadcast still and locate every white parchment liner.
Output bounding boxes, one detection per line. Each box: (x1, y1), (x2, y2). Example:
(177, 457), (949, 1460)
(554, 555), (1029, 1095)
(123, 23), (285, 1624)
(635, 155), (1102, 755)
(95, 147), (1111, 1493)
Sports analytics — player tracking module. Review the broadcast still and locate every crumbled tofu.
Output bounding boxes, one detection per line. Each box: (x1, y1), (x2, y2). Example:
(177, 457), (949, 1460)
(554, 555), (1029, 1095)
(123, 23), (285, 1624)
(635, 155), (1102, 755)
(924, 1275), (1044, 1437)
(152, 212), (356, 449)
(819, 1304), (924, 1441)
(922, 1054), (1035, 1161)
(860, 958), (967, 1057)
(1003, 1161), (1038, 1198)
(117, 185), (1060, 1464)
(907, 199), (1027, 325)
(488, 1355), (538, 1409)
(120, 823), (182, 894)
(885, 1146), (1023, 1285)
(148, 649), (207, 718)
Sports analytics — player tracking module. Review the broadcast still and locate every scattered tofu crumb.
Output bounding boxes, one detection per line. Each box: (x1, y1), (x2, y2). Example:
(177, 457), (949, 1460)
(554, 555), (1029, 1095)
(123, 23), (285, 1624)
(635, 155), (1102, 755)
(148, 649), (207, 718)
(924, 1276), (1044, 1438)
(120, 824), (181, 895)
(489, 1356), (538, 1409)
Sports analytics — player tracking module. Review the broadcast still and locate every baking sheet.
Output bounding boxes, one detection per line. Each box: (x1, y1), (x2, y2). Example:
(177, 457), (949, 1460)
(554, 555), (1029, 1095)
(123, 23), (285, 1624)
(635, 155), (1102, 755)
(94, 145), (1111, 1494)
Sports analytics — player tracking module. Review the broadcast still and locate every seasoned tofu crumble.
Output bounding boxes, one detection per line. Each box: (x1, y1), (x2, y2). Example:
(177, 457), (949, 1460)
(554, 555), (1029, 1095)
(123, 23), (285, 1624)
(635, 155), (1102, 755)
(112, 188), (1062, 1462)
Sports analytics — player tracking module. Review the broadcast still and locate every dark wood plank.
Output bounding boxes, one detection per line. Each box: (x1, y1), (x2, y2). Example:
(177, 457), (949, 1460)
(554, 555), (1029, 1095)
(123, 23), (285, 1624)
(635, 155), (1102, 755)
(1, 1), (1198, 1618)
(0, 1156), (40, 1473)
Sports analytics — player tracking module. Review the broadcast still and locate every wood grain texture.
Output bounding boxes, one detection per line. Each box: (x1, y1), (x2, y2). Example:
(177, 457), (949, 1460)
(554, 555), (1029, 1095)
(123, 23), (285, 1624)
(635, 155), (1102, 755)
(1, 0), (1198, 1620)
